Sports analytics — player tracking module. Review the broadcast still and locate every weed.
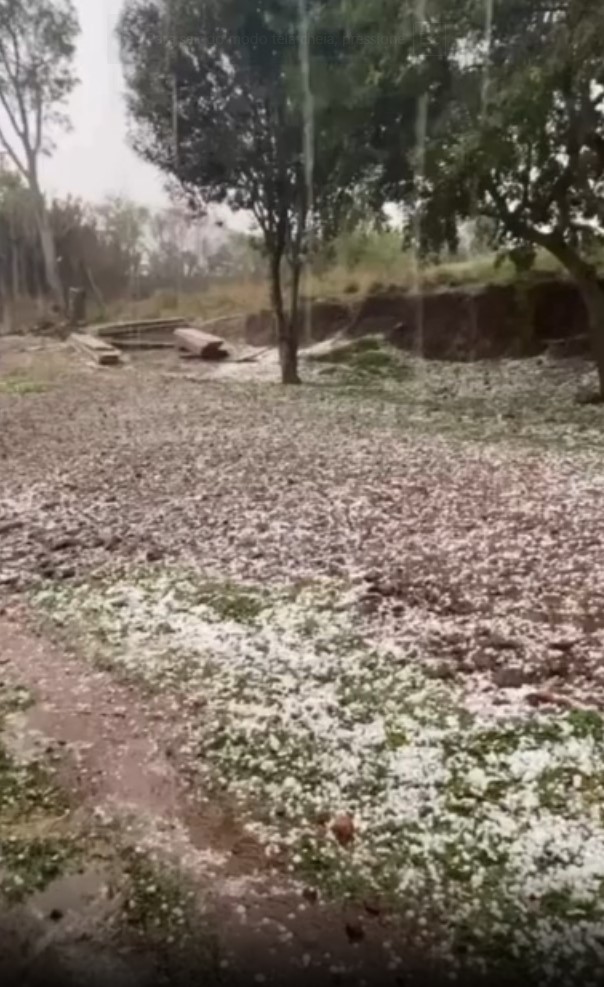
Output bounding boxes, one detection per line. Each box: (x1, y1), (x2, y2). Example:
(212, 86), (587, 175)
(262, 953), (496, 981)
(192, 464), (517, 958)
(119, 848), (221, 977)
(195, 580), (267, 623)
(0, 835), (80, 902)
(0, 683), (77, 902)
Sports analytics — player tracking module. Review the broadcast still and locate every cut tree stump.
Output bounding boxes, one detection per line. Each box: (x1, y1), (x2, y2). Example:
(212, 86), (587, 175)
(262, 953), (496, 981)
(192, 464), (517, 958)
(174, 327), (229, 360)
(67, 287), (87, 327)
(71, 333), (121, 367)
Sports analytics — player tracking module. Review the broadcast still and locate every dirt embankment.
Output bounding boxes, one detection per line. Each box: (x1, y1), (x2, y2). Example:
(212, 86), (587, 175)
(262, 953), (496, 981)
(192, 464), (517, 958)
(244, 277), (596, 360)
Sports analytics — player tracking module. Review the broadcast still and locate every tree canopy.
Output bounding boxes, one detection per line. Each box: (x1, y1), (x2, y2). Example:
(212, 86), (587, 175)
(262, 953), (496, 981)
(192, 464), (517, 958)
(343, 0), (604, 387)
(119, 0), (378, 382)
(0, 0), (79, 306)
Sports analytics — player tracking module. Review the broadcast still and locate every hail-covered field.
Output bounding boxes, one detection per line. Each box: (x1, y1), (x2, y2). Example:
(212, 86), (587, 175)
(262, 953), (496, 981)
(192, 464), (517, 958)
(3, 351), (604, 980)
(37, 571), (604, 982)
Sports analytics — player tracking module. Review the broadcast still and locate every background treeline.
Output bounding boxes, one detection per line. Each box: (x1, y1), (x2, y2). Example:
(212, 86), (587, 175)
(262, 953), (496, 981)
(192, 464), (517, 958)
(0, 167), (265, 328)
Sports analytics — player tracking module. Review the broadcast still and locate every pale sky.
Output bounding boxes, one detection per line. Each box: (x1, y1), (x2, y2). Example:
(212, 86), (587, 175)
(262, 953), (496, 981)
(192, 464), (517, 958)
(42, 0), (171, 208)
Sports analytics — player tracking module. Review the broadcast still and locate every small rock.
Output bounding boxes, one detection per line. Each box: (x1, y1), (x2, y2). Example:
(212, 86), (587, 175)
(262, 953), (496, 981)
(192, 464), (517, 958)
(302, 887), (318, 904)
(426, 661), (456, 681)
(146, 546), (164, 562)
(50, 535), (75, 552)
(489, 633), (520, 651)
(494, 666), (529, 689)
(38, 559), (57, 577)
(363, 897), (382, 917)
(0, 572), (19, 588)
(527, 690), (574, 709)
(330, 812), (355, 847)
(105, 533), (122, 549)
(545, 653), (570, 678)
(0, 519), (23, 535)
(550, 639), (576, 653)
(57, 565), (76, 580)
(345, 921), (365, 943)
(472, 651), (494, 672)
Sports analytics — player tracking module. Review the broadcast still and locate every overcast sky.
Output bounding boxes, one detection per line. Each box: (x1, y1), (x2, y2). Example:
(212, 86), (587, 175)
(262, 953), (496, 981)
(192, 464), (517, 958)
(41, 0), (172, 208)
(40, 0), (254, 234)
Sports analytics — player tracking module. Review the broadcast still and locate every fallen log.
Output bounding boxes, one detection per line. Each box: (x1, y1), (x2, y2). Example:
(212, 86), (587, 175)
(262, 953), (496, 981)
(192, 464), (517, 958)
(174, 327), (229, 360)
(71, 333), (121, 367)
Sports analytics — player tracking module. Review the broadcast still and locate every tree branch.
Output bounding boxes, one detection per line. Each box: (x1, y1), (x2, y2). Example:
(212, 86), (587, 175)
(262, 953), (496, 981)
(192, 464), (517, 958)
(0, 118), (27, 176)
(4, 21), (33, 149)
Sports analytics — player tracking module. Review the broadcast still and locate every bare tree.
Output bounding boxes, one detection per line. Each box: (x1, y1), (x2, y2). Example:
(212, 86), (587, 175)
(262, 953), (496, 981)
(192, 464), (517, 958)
(0, 0), (79, 309)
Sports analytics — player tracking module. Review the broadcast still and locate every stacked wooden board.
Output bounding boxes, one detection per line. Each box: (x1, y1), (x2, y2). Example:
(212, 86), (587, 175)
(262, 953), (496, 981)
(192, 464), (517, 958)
(74, 317), (233, 364)
(94, 317), (189, 349)
(94, 317), (188, 338)
(70, 333), (121, 366)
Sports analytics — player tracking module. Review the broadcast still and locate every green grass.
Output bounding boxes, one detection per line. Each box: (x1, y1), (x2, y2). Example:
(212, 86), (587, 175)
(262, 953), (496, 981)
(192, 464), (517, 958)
(308, 336), (411, 383)
(193, 579), (268, 623)
(120, 849), (197, 939)
(0, 683), (80, 903)
(32, 569), (604, 982)
(119, 847), (221, 976)
(0, 374), (48, 396)
(0, 836), (80, 902)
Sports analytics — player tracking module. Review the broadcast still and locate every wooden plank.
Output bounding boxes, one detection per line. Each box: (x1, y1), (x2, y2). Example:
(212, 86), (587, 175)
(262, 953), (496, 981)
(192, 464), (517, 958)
(94, 317), (188, 338)
(235, 346), (273, 364)
(71, 333), (121, 366)
(174, 327), (229, 360)
(111, 338), (175, 351)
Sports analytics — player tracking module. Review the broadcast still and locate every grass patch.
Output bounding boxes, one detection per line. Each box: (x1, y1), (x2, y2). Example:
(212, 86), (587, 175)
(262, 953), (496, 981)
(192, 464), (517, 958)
(194, 579), (268, 623)
(0, 373), (48, 396)
(119, 847), (220, 976)
(0, 835), (80, 902)
(32, 572), (604, 981)
(121, 849), (197, 940)
(0, 745), (68, 820)
(308, 336), (411, 384)
(0, 682), (80, 903)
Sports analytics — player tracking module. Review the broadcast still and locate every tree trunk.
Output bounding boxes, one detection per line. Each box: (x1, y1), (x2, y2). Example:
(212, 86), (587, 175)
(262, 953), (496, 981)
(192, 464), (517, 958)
(576, 277), (604, 398)
(549, 242), (604, 397)
(270, 252), (300, 385)
(27, 167), (63, 311)
(37, 209), (64, 311)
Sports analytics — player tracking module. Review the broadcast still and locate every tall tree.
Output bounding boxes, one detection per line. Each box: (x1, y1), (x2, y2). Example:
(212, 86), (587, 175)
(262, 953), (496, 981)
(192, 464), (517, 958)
(0, 0), (79, 309)
(119, 0), (370, 383)
(350, 0), (604, 393)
